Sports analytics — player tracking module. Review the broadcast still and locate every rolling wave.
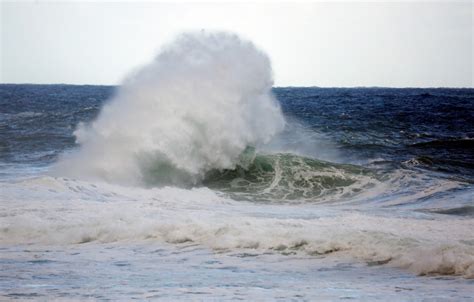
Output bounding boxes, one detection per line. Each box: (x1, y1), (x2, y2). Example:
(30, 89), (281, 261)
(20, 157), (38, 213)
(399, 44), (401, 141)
(202, 151), (380, 202)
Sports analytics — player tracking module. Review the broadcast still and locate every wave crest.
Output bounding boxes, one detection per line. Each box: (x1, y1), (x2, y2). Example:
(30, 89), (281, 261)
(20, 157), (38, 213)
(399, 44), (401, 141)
(54, 32), (285, 185)
(202, 151), (380, 202)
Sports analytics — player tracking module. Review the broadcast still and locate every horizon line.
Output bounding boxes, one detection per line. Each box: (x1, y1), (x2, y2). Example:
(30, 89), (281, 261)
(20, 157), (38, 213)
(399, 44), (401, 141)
(0, 83), (473, 89)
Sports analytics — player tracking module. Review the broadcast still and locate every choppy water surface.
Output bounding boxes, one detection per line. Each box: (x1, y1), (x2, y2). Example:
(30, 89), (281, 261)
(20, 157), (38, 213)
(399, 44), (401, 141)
(1, 82), (473, 300)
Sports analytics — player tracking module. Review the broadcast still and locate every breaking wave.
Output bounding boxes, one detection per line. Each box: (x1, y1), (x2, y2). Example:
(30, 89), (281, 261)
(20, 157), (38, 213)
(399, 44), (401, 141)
(202, 151), (380, 202)
(54, 32), (285, 186)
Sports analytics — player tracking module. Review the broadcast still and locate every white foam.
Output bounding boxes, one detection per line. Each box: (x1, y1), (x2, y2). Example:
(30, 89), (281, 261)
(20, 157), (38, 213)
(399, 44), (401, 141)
(53, 32), (285, 186)
(1, 176), (473, 278)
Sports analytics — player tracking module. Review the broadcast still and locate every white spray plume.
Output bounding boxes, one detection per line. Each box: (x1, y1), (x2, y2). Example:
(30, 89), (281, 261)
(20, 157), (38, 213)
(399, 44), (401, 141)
(55, 32), (285, 185)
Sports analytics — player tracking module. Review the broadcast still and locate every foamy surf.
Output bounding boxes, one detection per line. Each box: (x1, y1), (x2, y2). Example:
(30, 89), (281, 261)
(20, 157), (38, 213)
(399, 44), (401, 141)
(1, 176), (473, 278)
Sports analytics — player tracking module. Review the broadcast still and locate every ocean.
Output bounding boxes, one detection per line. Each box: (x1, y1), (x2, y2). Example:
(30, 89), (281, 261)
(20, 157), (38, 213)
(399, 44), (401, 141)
(0, 83), (473, 300)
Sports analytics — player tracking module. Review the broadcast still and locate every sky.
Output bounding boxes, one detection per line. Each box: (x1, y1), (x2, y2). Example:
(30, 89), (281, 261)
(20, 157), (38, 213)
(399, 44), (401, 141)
(1, 1), (472, 87)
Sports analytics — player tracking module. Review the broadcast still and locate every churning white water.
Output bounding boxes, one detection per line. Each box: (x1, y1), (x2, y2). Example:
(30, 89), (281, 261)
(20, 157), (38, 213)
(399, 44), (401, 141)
(55, 32), (285, 186)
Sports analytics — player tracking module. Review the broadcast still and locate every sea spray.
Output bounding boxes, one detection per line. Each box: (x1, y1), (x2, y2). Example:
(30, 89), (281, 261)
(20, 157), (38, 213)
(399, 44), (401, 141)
(54, 32), (285, 185)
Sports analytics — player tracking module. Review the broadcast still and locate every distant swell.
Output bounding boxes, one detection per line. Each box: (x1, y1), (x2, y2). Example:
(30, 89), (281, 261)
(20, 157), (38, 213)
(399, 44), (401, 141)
(410, 138), (474, 149)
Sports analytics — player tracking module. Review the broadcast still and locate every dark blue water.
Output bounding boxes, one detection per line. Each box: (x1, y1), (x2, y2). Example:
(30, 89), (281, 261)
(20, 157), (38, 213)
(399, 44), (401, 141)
(1, 84), (473, 181)
(1, 85), (474, 299)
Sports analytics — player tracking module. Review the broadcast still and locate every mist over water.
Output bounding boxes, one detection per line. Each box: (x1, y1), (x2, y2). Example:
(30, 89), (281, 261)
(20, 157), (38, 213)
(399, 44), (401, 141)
(55, 32), (285, 186)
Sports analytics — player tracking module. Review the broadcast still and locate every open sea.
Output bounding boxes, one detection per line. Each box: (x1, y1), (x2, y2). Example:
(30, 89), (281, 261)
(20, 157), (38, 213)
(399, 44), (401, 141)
(1, 84), (473, 300)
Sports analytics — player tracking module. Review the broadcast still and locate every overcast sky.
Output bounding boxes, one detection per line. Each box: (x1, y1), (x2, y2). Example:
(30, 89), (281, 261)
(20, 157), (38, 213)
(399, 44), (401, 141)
(1, 1), (472, 87)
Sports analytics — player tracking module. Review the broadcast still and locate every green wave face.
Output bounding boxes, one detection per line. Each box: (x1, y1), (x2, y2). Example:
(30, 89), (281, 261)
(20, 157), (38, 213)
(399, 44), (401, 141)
(203, 152), (380, 202)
